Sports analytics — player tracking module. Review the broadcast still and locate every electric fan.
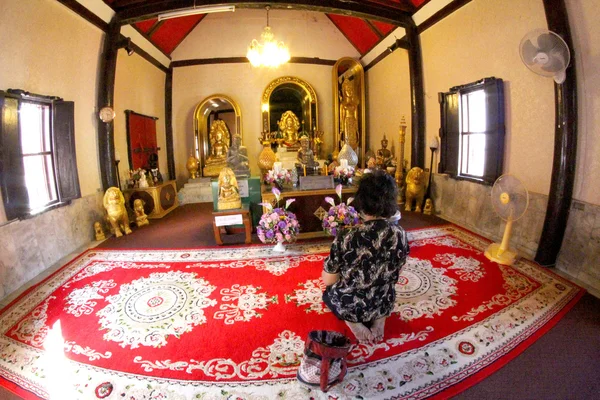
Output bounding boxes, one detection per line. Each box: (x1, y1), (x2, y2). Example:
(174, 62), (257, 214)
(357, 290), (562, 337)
(484, 174), (529, 266)
(519, 29), (570, 84)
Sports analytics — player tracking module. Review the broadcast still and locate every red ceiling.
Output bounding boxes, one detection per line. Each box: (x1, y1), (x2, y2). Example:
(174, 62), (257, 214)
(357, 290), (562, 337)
(103, 1), (431, 57)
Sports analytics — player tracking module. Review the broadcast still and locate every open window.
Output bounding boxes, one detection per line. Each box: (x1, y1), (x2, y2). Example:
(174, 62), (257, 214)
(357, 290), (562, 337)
(0, 90), (80, 220)
(438, 77), (505, 184)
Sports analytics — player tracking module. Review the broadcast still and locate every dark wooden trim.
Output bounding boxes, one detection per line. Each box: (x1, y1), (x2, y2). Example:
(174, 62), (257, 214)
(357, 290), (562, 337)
(406, 24), (425, 169)
(364, 38), (408, 72)
(125, 109), (159, 120)
(98, 20), (121, 190)
(128, 42), (170, 73)
(364, 19), (384, 38)
(535, 0), (578, 267)
(171, 56), (336, 68)
(417, 0), (472, 34)
(56, 0), (108, 31)
(116, 0), (414, 28)
(165, 68), (176, 181)
(147, 20), (165, 37)
(131, 24), (172, 60)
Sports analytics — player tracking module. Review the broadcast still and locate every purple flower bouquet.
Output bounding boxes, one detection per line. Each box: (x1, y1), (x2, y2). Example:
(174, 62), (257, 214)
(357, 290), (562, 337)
(258, 187), (300, 249)
(322, 184), (360, 236)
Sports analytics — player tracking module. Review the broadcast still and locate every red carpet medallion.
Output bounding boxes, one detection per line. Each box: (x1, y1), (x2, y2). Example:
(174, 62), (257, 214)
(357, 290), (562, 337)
(0, 225), (583, 399)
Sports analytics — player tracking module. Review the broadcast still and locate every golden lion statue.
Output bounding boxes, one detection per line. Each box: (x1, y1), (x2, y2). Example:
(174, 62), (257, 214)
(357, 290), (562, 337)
(405, 167), (426, 212)
(103, 187), (132, 237)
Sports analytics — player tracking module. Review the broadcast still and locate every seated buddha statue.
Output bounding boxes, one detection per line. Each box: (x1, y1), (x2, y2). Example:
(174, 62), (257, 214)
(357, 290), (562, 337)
(376, 135), (394, 169)
(296, 135), (320, 175)
(203, 120), (230, 176)
(217, 167), (242, 210)
(278, 110), (301, 148)
(226, 133), (250, 178)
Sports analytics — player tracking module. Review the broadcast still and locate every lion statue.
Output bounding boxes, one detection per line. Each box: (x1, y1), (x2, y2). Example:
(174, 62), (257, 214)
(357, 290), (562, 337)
(405, 167), (426, 212)
(133, 198), (149, 227)
(103, 187), (132, 237)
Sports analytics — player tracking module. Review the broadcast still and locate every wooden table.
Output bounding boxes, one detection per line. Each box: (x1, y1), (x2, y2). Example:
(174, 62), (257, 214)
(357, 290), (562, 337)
(261, 185), (357, 239)
(212, 205), (252, 245)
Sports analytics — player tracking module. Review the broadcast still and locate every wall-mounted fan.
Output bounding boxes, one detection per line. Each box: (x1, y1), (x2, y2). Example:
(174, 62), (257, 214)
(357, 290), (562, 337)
(485, 174), (529, 266)
(519, 29), (570, 84)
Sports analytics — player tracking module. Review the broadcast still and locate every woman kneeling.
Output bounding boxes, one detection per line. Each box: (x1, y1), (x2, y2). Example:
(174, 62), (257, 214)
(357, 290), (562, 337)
(322, 170), (409, 343)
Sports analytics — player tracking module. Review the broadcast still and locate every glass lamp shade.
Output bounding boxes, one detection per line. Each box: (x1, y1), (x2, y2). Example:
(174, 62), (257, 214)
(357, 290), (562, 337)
(247, 26), (290, 68)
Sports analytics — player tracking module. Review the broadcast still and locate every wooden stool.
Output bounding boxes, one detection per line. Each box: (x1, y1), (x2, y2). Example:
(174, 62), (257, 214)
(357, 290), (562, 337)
(212, 206), (252, 245)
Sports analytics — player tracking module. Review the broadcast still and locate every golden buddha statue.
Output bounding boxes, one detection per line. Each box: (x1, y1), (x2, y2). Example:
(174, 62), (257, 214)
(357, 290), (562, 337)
(376, 135), (394, 169)
(217, 167), (242, 210)
(203, 120), (230, 177)
(340, 78), (359, 150)
(278, 110), (301, 147)
(226, 133), (250, 177)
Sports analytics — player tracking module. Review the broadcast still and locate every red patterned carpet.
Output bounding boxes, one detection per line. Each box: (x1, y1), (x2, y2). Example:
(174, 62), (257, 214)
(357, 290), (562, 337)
(0, 225), (583, 399)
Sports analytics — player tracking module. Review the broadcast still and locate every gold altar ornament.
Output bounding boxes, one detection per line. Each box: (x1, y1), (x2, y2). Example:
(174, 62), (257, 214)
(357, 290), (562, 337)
(217, 167), (242, 210)
(186, 152), (199, 179)
(395, 116), (408, 201)
(103, 187), (132, 237)
(94, 221), (106, 241)
(405, 167), (426, 213)
(258, 132), (276, 175)
(134, 199), (150, 227)
(423, 198), (434, 215)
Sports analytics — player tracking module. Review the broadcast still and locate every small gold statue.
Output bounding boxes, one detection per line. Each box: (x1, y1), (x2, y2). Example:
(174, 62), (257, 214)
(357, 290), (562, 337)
(203, 120), (230, 176)
(423, 198), (434, 215)
(103, 187), (132, 237)
(134, 198), (150, 227)
(278, 110), (301, 147)
(404, 167), (426, 212)
(376, 135), (394, 169)
(226, 133), (250, 177)
(94, 221), (106, 241)
(217, 167), (242, 210)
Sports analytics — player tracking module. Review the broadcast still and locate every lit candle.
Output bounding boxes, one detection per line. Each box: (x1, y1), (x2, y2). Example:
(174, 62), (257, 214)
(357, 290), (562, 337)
(340, 159), (348, 168)
(273, 162), (282, 172)
(303, 165), (307, 176)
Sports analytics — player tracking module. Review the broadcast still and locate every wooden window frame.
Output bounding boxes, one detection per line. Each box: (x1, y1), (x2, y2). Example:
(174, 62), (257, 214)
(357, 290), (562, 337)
(0, 90), (80, 220)
(439, 77), (505, 185)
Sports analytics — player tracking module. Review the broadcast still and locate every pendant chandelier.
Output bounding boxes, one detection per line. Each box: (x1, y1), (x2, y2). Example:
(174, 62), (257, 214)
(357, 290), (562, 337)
(246, 6), (290, 68)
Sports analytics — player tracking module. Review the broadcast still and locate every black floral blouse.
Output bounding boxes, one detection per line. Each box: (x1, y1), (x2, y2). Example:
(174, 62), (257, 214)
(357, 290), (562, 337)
(322, 219), (410, 323)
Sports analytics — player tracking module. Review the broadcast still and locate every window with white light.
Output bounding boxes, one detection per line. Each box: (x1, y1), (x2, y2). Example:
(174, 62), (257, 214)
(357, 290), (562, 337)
(438, 77), (505, 185)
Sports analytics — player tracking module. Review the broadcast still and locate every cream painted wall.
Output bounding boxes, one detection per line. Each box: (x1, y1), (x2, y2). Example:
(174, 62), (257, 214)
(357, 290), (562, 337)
(172, 9), (359, 61)
(566, 0), (600, 205)
(419, 0), (554, 196)
(0, 0), (104, 204)
(172, 63), (335, 183)
(114, 51), (167, 184)
(366, 50), (412, 168)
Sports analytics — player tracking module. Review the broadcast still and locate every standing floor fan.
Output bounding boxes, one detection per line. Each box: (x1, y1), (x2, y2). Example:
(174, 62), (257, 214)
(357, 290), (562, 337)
(485, 174), (529, 266)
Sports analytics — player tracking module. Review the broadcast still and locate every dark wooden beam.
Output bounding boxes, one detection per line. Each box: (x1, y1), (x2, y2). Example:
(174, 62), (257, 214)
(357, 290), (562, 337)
(417, 0), (472, 34)
(165, 68), (176, 181)
(56, 0), (108, 31)
(406, 24), (425, 169)
(364, 38), (408, 72)
(97, 20), (121, 191)
(171, 56), (336, 68)
(535, 0), (578, 267)
(116, 0), (414, 28)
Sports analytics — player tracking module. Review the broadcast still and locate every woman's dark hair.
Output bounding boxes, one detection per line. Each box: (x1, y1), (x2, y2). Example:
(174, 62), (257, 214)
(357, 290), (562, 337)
(353, 169), (398, 218)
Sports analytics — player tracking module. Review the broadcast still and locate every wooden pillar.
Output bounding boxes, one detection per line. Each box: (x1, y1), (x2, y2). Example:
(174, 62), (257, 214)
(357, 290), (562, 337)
(165, 67), (175, 181)
(535, 0), (578, 266)
(406, 23), (425, 169)
(97, 20), (121, 190)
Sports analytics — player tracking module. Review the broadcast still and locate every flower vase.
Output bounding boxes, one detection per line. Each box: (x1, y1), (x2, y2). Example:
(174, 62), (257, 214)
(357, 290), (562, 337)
(273, 240), (286, 252)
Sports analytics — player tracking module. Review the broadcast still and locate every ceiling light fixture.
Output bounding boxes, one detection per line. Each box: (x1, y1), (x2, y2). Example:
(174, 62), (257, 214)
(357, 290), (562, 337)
(246, 6), (290, 68)
(157, 5), (235, 21)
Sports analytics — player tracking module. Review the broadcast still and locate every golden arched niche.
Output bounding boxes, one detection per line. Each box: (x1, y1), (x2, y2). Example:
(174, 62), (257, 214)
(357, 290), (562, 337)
(261, 76), (318, 140)
(193, 94), (242, 176)
(333, 57), (366, 167)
